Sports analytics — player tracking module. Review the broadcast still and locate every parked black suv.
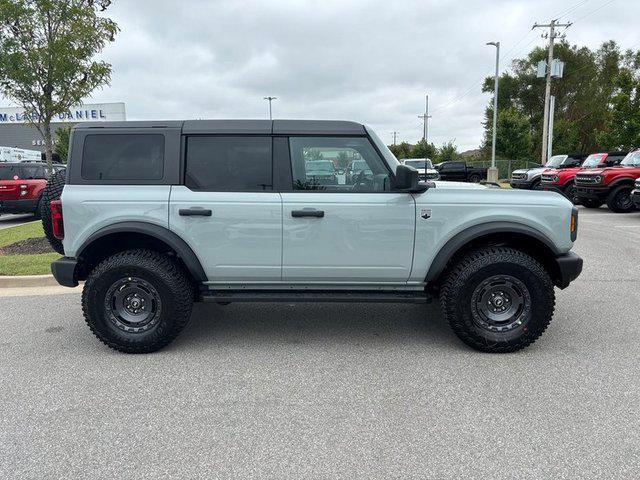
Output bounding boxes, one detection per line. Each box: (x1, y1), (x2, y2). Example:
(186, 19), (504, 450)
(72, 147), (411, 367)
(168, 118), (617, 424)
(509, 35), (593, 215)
(434, 161), (487, 183)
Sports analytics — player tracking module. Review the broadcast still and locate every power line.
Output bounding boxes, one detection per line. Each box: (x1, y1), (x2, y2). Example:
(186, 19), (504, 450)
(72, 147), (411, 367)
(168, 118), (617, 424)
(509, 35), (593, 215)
(553, 0), (590, 20)
(572, 0), (616, 23)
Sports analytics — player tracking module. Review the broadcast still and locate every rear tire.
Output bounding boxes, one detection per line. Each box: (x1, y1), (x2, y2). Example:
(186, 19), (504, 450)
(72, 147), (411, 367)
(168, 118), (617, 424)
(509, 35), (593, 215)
(468, 174), (481, 183)
(40, 170), (66, 254)
(606, 185), (634, 213)
(580, 198), (602, 209)
(82, 249), (194, 354)
(439, 247), (555, 353)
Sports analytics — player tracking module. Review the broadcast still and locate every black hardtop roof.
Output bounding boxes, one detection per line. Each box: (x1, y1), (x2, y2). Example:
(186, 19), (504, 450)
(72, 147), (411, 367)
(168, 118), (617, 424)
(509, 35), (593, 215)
(73, 119), (367, 135)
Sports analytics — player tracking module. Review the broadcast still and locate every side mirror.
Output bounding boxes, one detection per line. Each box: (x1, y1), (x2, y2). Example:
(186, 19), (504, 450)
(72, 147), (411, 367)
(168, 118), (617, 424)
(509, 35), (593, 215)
(396, 164), (428, 193)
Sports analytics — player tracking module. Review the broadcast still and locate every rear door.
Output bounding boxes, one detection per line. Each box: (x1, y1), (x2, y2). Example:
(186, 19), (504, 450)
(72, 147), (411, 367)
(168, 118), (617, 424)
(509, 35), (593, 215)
(169, 135), (282, 283)
(280, 135), (415, 283)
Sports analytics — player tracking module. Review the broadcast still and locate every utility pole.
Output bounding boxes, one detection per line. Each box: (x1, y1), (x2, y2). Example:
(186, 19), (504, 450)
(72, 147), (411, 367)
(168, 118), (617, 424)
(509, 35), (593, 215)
(532, 19), (571, 164)
(417, 94), (431, 143)
(486, 41), (500, 183)
(263, 96), (277, 119)
(548, 95), (555, 160)
(391, 131), (399, 145)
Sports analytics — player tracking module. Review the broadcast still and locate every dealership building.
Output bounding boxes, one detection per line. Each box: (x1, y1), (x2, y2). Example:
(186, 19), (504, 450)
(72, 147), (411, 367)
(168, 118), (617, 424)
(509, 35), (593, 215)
(0, 102), (126, 153)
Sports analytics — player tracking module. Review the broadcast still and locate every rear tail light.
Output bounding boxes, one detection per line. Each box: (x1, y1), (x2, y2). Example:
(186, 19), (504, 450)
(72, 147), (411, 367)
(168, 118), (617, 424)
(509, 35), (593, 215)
(50, 199), (64, 240)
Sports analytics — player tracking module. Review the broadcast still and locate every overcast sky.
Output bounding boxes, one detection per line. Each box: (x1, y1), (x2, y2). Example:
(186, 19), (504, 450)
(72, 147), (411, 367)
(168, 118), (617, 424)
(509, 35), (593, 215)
(3, 0), (638, 150)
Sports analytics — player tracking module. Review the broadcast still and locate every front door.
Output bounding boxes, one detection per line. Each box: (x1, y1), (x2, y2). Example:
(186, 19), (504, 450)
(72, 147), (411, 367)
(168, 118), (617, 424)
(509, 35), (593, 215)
(169, 136), (282, 282)
(281, 136), (416, 283)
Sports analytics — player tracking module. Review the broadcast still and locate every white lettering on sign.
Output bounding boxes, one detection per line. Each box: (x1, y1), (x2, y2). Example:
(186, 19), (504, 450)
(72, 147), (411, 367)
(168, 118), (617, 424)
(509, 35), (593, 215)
(0, 103), (126, 124)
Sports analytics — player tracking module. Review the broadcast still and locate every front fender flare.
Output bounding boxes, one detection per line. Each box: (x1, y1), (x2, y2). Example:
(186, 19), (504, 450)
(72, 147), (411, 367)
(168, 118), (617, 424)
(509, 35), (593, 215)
(425, 221), (561, 282)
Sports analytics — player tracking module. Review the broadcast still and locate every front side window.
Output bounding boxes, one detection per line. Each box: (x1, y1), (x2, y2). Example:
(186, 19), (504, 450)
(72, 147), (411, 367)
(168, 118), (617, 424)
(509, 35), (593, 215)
(185, 136), (272, 191)
(289, 137), (391, 192)
(81, 134), (164, 181)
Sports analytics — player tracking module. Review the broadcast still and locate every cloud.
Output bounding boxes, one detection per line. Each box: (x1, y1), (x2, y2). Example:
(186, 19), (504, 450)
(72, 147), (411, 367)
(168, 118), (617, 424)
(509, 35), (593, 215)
(3, 0), (637, 151)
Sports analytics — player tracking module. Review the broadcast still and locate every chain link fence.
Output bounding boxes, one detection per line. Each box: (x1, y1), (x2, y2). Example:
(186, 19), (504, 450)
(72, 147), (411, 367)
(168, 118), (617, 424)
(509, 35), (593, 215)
(466, 159), (542, 180)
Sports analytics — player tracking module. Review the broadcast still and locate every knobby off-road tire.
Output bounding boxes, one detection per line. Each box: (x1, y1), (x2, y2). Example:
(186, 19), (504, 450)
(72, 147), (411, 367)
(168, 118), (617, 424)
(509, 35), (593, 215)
(580, 198), (602, 209)
(82, 249), (194, 353)
(40, 170), (66, 254)
(606, 185), (635, 213)
(440, 246), (555, 353)
(468, 174), (481, 183)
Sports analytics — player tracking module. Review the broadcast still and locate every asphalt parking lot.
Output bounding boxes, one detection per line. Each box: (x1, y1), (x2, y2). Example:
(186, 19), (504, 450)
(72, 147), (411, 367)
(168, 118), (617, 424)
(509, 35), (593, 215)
(1, 207), (639, 479)
(0, 214), (34, 230)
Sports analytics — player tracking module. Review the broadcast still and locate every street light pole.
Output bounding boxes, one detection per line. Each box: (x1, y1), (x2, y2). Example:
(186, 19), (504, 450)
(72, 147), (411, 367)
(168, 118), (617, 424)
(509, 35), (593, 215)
(263, 96), (277, 120)
(486, 41), (500, 183)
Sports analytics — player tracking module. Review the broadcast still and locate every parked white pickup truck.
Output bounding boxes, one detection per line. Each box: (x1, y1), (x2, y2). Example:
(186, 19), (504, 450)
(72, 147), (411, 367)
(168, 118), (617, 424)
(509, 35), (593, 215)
(43, 120), (582, 354)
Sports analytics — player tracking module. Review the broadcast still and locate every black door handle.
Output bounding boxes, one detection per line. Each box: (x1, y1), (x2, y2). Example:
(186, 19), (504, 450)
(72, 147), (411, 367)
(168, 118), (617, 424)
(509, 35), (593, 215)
(291, 209), (325, 218)
(179, 208), (212, 217)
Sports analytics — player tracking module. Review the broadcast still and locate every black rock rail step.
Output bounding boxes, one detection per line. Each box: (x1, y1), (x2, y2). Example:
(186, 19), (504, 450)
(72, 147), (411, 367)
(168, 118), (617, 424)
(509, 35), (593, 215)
(200, 289), (432, 304)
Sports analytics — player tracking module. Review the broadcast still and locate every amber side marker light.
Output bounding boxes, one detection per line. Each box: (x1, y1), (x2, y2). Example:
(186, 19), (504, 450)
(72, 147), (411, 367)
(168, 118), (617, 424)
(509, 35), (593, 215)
(570, 207), (578, 242)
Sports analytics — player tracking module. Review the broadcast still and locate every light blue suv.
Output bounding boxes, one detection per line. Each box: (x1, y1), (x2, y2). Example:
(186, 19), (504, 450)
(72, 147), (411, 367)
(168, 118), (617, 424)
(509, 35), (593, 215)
(46, 120), (582, 353)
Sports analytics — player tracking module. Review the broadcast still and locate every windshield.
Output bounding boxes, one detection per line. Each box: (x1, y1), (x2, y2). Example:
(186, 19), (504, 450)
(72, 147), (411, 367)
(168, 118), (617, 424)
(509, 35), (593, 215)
(306, 161), (334, 172)
(621, 151), (640, 167)
(404, 160), (425, 169)
(582, 154), (605, 168)
(404, 159), (434, 169)
(0, 165), (21, 180)
(546, 155), (568, 168)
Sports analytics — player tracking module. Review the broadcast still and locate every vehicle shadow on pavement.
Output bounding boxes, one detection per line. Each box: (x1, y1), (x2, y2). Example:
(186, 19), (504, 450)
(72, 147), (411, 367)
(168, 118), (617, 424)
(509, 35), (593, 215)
(170, 302), (459, 351)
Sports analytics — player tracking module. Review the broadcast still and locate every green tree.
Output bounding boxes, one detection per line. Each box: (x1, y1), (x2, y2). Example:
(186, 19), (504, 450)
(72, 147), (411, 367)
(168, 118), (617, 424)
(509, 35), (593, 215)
(336, 151), (351, 170)
(388, 141), (412, 160)
(0, 0), (118, 167)
(597, 49), (640, 150)
(436, 141), (459, 163)
(54, 125), (71, 163)
(483, 107), (532, 160)
(412, 139), (437, 160)
(481, 40), (631, 159)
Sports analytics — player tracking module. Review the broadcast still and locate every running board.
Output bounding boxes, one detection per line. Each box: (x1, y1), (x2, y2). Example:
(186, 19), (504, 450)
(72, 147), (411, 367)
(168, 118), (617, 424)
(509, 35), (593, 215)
(200, 289), (432, 304)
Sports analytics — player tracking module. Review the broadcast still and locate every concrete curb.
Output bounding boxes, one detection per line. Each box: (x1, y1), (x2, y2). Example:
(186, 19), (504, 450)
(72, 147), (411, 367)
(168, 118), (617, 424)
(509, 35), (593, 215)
(0, 274), (58, 288)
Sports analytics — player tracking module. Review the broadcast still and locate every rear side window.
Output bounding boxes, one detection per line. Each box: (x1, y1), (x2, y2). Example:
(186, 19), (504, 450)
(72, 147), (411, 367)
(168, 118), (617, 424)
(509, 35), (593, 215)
(0, 165), (21, 180)
(81, 134), (164, 181)
(21, 165), (48, 179)
(185, 136), (272, 191)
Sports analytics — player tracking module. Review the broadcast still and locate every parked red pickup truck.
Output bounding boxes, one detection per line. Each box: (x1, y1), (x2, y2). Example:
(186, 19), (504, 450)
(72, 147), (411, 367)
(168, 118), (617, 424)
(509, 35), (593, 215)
(541, 152), (627, 203)
(575, 149), (640, 212)
(0, 162), (65, 217)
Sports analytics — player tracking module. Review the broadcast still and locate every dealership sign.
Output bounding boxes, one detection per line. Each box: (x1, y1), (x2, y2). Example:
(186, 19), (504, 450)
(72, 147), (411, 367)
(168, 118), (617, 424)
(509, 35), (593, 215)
(0, 102), (126, 124)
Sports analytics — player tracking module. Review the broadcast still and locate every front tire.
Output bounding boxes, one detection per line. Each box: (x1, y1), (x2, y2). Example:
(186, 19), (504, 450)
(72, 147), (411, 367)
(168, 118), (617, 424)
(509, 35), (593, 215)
(606, 185), (635, 213)
(440, 247), (555, 353)
(82, 249), (194, 353)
